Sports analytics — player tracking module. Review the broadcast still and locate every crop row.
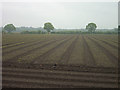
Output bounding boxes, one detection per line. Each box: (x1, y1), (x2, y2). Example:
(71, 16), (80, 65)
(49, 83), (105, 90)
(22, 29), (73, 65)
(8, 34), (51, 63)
(3, 34), (118, 68)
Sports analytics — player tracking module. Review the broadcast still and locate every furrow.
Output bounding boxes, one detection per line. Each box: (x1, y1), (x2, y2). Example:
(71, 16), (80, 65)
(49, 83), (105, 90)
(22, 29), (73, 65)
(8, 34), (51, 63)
(3, 72), (118, 83)
(91, 36), (118, 50)
(3, 38), (52, 54)
(3, 37), (65, 63)
(3, 76), (118, 88)
(2, 67), (117, 78)
(58, 36), (78, 64)
(87, 36), (118, 65)
(31, 36), (73, 64)
(82, 36), (96, 66)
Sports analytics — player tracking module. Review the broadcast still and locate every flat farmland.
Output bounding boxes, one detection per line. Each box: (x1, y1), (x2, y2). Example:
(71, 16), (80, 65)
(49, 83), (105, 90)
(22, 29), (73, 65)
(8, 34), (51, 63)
(2, 34), (119, 88)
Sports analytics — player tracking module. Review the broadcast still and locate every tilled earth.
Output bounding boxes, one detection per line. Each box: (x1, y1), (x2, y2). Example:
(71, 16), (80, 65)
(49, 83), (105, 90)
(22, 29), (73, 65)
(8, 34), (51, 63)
(2, 34), (119, 88)
(2, 63), (118, 88)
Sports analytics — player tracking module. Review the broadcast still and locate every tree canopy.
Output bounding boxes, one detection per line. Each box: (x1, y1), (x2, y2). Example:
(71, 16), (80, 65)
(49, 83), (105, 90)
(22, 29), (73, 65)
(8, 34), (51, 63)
(44, 22), (54, 33)
(86, 23), (97, 33)
(118, 25), (120, 31)
(4, 24), (16, 33)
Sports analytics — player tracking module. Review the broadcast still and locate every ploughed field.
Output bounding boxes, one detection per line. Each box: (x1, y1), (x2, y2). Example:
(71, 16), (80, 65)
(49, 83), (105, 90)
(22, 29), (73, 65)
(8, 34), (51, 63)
(2, 34), (119, 88)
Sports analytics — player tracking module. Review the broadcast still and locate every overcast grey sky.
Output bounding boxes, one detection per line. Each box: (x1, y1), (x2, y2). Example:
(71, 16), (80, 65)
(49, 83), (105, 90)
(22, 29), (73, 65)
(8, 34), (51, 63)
(1, 2), (118, 29)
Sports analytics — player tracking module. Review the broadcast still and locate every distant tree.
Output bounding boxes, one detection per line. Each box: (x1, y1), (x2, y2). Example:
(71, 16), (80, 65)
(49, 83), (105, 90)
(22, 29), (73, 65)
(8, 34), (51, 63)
(114, 28), (118, 32)
(118, 25), (120, 31)
(44, 22), (54, 34)
(37, 30), (42, 34)
(4, 24), (16, 33)
(2, 29), (6, 34)
(86, 23), (97, 33)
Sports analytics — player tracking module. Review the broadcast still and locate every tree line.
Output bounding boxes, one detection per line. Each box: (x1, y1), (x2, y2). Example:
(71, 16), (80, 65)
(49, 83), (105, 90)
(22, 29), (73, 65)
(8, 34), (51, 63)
(2, 23), (120, 34)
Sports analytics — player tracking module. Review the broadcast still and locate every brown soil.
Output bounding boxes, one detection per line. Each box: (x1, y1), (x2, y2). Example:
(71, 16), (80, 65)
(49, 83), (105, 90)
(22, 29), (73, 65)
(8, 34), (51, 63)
(3, 37), (66, 63)
(2, 65), (118, 88)
(82, 36), (96, 66)
(87, 36), (118, 65)
(31, 36), (73, 64)
(2, 35), (119, 88)
(58, 36), (78, 64)
(3, 38), (52, 54)
(91, 36), (118, 50)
